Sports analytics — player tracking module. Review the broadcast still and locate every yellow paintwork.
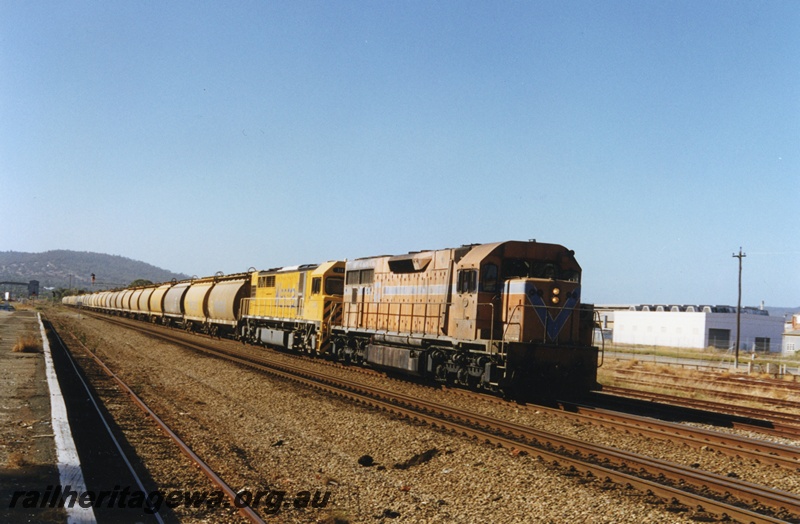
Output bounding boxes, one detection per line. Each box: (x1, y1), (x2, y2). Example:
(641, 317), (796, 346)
(241, 261), (345, 350)
(241, 261), (344, 352)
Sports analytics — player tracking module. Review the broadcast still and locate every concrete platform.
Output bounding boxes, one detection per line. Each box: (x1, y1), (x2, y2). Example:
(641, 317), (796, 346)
(2, 308), (169, 523)
(0, 308), (67, 522)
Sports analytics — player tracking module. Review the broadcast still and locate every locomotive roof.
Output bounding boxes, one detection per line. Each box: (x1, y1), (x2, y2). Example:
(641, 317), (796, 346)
(457, 240), (577, 269)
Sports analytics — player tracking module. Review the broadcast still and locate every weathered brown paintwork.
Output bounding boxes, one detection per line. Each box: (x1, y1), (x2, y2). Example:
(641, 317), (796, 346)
(342, 240), (593, 351)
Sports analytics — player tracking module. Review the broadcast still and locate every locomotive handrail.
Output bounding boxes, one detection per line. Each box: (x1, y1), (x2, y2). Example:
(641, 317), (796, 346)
(321, 302), (341, 351)
(346, 300), (448, 337)
(240, 296), (305, 319)
(501, 304), (522, 354)
(477, 301), (496, 350)
(344, 300), (498, 347)
(501, 302), (585, 347)
(594, 309), (605, 367)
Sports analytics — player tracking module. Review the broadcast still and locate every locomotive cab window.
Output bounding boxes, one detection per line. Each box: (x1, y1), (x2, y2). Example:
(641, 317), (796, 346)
(258, 275), (276, 288)
(325, 277), (344, 296)
(457, 269), (477, 294)
(560, 269), (580, 283)
(503, 259), (530, 279)
(345, 269), (374, 285)
(481, 263), (498, 293)
(311, 277), (322, 295)
(503, 259), (575, 281)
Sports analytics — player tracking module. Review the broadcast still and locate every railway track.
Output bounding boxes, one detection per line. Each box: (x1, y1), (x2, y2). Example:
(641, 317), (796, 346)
(610, 368), (800, 411)
(612, 367), (800, 393)
(84, 313), (800, 523)
(600, 385), (800, 439)
(556, 399), (800, 469)
(438, 386), (800, 471)
(715, 374), (800, 394)
(49, 319), (267, 524)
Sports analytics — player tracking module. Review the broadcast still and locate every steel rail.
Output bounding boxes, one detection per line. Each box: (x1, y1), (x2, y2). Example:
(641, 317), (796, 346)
(442, 386), (800, 470)
(555, 400), (800, 471)
(601, 386), (800, 438)
(612, 367), (800, 394)
(53, 320), (267, 524)
(46, 322), (164, 523)
(91, 314), (800, 523)
(376, 390), (800, 521)
(609, 372), (800, 412)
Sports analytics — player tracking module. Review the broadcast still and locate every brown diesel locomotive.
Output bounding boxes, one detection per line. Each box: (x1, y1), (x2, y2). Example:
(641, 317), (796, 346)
(331, 240), (599, 396)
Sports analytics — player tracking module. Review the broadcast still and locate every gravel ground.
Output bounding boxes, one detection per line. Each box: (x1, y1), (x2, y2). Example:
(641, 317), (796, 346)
(60, 326), (250, 524)
(48, 307), (798, 523)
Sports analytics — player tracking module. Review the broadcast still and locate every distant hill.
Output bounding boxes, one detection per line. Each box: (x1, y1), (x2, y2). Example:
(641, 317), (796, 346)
(0, 250), (189, 292)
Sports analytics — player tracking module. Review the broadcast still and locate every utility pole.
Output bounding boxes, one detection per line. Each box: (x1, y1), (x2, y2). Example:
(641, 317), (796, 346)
(732, 247), (746, 369)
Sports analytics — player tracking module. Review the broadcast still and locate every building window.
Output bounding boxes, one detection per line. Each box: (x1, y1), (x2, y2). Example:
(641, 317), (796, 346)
(755, 337), (770, 352)
(708, 328), (730, 349)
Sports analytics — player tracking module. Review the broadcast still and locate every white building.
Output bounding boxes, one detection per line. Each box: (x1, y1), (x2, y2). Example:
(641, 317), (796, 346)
(599, 305), (786, 353)
(783, 314), (800, 354)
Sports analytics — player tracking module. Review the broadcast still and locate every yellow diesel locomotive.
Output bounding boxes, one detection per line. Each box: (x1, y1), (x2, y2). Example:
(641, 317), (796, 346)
(239, 261), (345, 354)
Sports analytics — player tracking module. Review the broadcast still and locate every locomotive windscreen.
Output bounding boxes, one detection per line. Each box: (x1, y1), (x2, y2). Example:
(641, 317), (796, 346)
(501, 259), (580, 282)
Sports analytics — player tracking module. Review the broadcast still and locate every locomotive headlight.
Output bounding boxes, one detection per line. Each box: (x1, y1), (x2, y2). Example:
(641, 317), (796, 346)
(551, 296), (560, 304)
(552, 288), (560, 296)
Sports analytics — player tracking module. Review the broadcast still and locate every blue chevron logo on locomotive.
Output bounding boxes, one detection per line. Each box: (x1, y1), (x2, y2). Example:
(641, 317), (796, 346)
(524, 282), (579, 341)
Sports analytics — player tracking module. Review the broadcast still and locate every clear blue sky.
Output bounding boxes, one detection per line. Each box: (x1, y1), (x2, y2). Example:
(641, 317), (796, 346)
(2, 1), (798, 307)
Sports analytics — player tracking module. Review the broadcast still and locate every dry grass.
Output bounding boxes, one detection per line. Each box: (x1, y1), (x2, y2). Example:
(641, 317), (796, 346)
(12, 333), (40, 353)
(601, 359), (800, 409)
(620, 359), (639, 369)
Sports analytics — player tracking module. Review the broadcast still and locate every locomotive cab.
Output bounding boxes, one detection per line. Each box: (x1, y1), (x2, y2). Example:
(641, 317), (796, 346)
(498, 253), (597, 395)
(501, 258), (585, 345)
(450, 241), (598, 395)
